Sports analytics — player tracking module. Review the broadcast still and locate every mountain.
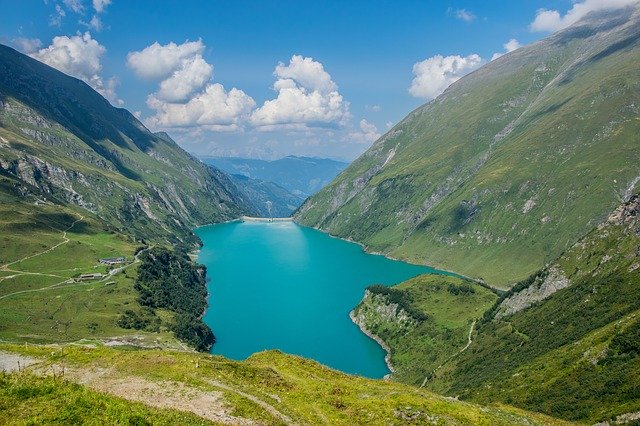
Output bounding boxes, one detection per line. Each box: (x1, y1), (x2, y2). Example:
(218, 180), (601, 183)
(351, 193), (640, 423)
(202, 155), (348, 198)
(228, 174), (304, 217)
(0, 44), (254, 247)
(296, 6), (640, 287)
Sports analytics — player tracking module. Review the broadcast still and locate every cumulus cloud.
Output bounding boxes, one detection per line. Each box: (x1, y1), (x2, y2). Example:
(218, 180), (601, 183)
(409, 53), (483, 99)
(30, 32), (122, 105)
(146, 84), (255, 129)
(366, 104), (381, 112)
(251, 55), (350, 129)
(491, 38), (522, 60)
(130, 40), (255, 130)
(10, 37), (42, 54)
(156, 55), (213, 102)
(349, 119), (381, 143)
(448, 7), (476, 22)
(127, 40), (206, 80)
(530, 0), (639, 32)
(93, 0), (112, 13)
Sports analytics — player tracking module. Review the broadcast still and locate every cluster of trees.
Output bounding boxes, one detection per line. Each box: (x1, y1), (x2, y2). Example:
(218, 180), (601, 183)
(446, 282), (476, 296)
(119, 246), (215, 351)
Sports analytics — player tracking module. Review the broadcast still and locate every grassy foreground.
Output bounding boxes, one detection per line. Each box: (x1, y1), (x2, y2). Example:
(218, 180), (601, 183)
(0, 344), (570, 425)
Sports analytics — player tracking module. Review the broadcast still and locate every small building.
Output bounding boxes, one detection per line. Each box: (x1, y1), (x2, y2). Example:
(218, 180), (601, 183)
(99, 257), (126, 265)
(78, 273), (104, 281)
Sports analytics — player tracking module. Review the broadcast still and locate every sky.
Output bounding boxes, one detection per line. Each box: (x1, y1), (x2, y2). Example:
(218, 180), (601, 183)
(1, 0), (638, 161)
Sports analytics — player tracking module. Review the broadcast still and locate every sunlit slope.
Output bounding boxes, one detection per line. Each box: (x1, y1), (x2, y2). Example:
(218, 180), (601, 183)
(0, 44), (254, 247)
(0, 344), (571, 425)
(296, 7), (640, 287)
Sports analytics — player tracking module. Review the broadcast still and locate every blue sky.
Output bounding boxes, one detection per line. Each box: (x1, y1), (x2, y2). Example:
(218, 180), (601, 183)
(1, 0), (632, 160)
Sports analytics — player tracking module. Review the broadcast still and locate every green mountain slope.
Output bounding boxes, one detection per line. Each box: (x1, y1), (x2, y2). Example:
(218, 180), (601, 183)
(296, 7), (640, 287)
(353, 194), (640, 423)
(0, 44), (254, 247)
(0, 344), (571, 425)
(428, 194), (640, 423)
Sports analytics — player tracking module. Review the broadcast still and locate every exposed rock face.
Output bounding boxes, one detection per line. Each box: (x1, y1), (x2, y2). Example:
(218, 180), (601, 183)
(606, 194), (640, 228)
(494, 266), (570, 319)
(350, 289), (418, 375)
(0, 44), (255, 244)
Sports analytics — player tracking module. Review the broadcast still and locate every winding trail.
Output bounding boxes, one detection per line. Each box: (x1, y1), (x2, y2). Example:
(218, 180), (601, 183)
(1, 215), (84, 271)
(0, 246), (149, 302)
(0, 350), (293, 425)
(420, 320), (475, 388)
(207, 379), (294, 424)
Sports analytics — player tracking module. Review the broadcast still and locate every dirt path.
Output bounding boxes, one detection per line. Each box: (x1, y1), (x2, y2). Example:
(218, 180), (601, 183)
(207, 379), (294, 425)
(0, 246), (148, 302)
(0, 350), (292, 425)
(420, 320), (475, 388)
(1, 215), (84, 271)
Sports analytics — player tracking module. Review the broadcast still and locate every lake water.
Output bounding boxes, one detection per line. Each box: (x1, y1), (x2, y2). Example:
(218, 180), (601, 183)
(196, 221), (448, 378)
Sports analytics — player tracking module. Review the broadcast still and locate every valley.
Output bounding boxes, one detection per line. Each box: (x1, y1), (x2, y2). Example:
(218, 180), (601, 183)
(1, 2), (639, 425)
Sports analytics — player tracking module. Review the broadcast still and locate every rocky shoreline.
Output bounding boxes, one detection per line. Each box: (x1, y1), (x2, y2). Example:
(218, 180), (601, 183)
(349, 310), (395, 379)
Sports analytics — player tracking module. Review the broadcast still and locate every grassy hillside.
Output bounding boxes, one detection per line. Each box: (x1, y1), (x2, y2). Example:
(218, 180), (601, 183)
(296, 7), (640, 287)
(351, 275), (498, 385)
(0, 44), (254, 247)
(424, 195), (640, 423)
(0, 172), (185, 348)
(0, 344), (570, 425)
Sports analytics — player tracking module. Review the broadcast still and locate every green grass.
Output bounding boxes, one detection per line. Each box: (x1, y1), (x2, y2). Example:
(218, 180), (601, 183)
(429, 201), (640, 423)
(0, 178), (181, 348)
(0, 343), (571, 425)
(0, 372), (214, 425)
(296, 13), (640, 287)
(353, 275), (497, 385)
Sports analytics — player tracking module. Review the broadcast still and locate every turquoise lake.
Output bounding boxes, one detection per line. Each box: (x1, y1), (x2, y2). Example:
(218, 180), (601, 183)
(196, 221), (448, 378)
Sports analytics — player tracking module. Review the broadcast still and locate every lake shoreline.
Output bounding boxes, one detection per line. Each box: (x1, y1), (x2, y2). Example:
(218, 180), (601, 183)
(349, 310), (394, 380)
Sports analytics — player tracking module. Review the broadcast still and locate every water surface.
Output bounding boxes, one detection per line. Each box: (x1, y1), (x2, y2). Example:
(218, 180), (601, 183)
(197, 221), (449, 378)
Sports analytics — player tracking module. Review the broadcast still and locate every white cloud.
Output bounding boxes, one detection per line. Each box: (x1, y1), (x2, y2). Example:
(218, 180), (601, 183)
(63, 0), (84, 13)
(126, 40), (205, 80)
(93, 0), (112, 13)
(130, 40), (255, 130)
(448, 7), (476, 22)
(251, 55), (350, 129)
(491, 38), (522, 61)
(274, 55), (337, 92)
(145, 83), (255, 129)
(349, 119), (381, 143)
(10, 37), (42, 54)
(81, 14), (103, 31)
(30, 32), (122, 105)
(366, 104), (381, 112)
(50, 4), (66, 27)
(409, 53), (483, 99)
(530, 0), (639, 32)
(156, 55), (213, 102)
